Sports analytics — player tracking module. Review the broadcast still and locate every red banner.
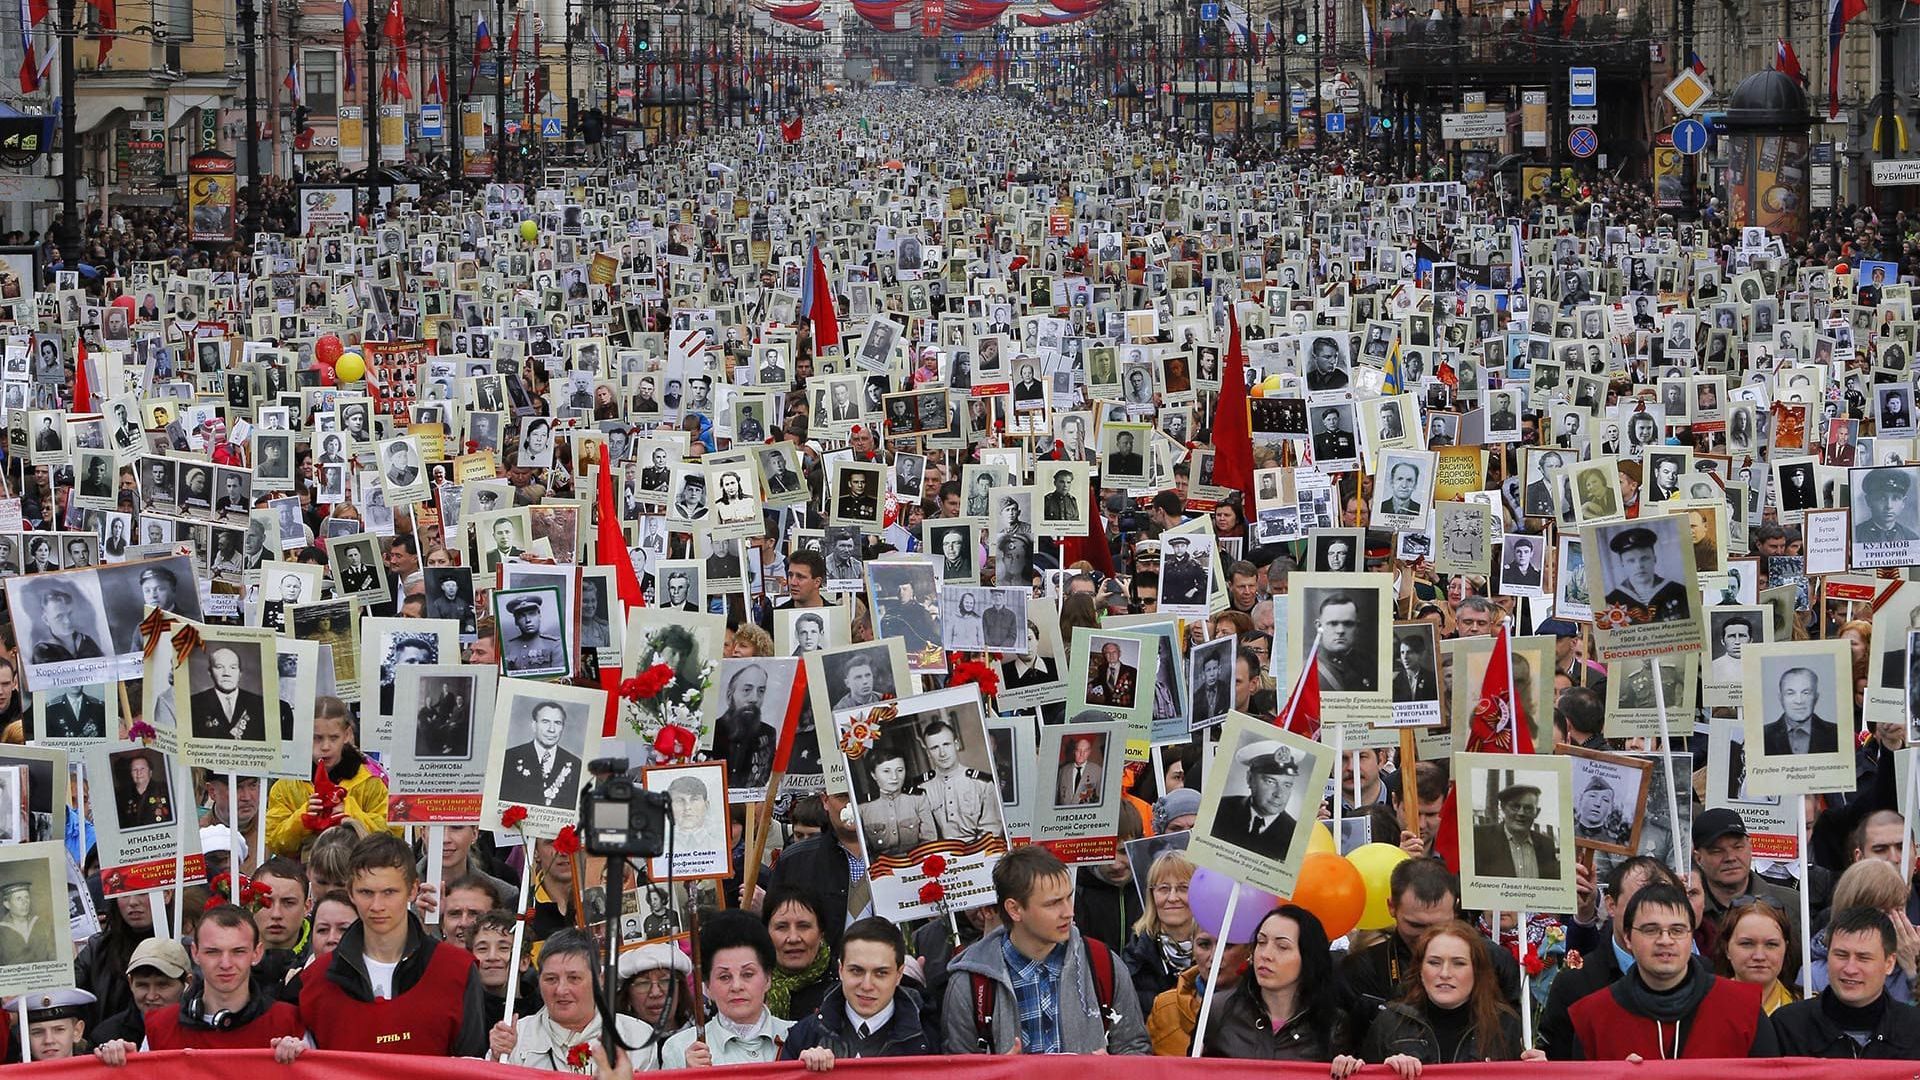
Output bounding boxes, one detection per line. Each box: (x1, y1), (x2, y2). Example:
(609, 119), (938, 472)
(16, 1048), (1920, 1080)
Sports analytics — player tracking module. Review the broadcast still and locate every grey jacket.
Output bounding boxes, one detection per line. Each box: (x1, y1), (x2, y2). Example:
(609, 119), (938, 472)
(941, 925), (1151, 1055)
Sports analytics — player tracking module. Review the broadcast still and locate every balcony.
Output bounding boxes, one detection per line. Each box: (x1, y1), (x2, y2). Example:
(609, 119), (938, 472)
(1375, 13), (1651, 81)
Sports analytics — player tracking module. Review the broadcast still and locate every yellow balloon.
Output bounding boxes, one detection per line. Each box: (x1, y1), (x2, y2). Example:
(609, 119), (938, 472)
(336, 352), (366, 383)
(1306, 821), (1336, 856)
(519, 219), (539, 243)
(1348, 841), (1411, 931)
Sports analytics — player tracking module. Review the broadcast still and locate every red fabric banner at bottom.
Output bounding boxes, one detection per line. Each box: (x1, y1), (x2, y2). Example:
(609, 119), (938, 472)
(12, 1050), (1920, 1080)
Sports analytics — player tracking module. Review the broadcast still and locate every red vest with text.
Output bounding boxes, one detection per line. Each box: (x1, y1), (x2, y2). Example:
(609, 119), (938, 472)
(297, 943), (473, 1055)
(1568, 975), (1763, 1060)
(143, 1001), (306, 1050)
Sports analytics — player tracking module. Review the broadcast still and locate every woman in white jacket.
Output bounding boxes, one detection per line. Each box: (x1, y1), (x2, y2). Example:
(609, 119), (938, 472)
(489, 929), (655, 1073)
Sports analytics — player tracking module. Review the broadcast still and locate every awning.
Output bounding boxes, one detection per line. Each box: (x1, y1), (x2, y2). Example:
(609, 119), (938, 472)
(75, 92), (147, 135)
(166, 90), (224, 130)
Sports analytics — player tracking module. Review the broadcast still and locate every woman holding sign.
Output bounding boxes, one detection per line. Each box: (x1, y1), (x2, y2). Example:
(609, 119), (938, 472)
(1337, 922), (1544, 1073)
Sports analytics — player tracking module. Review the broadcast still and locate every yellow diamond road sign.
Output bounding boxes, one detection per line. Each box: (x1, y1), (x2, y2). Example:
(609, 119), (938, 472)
(1664, 69), (1712, 116)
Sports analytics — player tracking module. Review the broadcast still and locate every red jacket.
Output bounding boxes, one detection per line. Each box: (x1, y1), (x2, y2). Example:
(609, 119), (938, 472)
(297, 916), (487, 1057)
(1568, 970), (1771, 1060)
(144, 999), (305, 1050)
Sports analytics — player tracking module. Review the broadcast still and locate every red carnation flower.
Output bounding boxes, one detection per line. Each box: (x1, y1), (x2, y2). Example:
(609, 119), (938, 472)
(567, 1043), (593, 1069)
(632, 662), (676, 699)
(919, 880), (946, 904)
(921, 854), (948, 877)
(553, 824), (581, 856)
(500, 804), (529, 829)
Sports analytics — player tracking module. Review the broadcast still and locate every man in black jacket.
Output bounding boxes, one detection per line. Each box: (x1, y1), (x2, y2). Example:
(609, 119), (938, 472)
(1340, 857), (1519, 1046)
(764, 791), (861, 950)
(1540, 855), (1680, 1059)
(780, 917), (936, 1066)
(1773, 906), (1920, 1058)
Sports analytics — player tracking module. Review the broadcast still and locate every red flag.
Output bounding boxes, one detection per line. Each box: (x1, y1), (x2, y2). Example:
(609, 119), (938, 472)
(1213, 302), (1256, 528)
(382, 0), (403, 41)
(1060, 493), (1118, 577)
(807, 243), (839, 351)
(780, 114), (803, 143)
(73, 337), (92, 413)
(596, 443), (644, 737)
(1276, 643), (1322, 740)
(89, 0), (113, 64)
(1560, 0), (1578, 33)
(595, 444), (644, 611)
(1432, 627), (1532, 873)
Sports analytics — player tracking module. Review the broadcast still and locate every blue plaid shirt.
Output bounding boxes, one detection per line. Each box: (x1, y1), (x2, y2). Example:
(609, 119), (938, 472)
(1001, 935), (1066, 1054)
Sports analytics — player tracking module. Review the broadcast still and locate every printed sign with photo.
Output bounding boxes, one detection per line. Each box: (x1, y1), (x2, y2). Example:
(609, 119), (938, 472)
(1286, 572), (1393, 727)
(838, 685), (1008, 920)
(1188, 713), (1331, 898)
(711, 657), (800, 803)
(1065, 626), (1160, 763)
(386, 664), (499, 823)
(174, 627), (282, 774)
(1582, 513), (1704, 660)
(0, 842), (78, 997)
(644, 762), (732, 882)
(1740, 639), (1857, 797)
(1031, 720), (1124, 865)
(1454, 750), (1577, 914)
(83, 743), (206, 896)
(482, 677), (606, 840)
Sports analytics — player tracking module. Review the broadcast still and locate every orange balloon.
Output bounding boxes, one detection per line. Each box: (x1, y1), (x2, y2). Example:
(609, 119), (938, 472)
(1290, 851), (1367, 938)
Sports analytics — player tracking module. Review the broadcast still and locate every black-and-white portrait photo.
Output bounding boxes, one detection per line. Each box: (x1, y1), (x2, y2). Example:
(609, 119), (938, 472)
(494, 587), (570, 679)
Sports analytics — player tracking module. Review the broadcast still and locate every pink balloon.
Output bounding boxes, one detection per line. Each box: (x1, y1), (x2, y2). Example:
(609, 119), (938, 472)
(1188, 866), (1281, 945)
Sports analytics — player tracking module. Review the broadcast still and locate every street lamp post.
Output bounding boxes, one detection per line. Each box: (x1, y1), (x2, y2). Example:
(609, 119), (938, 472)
(56, 0), (79, 260)
(494, 0), (509, 176)
(366, 0), (382, 208)
(448, 0), (462, 184)
(239, 0), (260, 235)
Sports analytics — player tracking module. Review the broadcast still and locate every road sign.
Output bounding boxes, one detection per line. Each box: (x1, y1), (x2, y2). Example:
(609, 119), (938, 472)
(1325, 113), (1346, 133)
(1569, 67), (1597, 107)
(1200, 2), (1219, 18)
(1569, 108), (1598, 125)
(1664, 69), (1711, 115)
(1368, 115), (1384, 137)
(1870, 159), (1920, 186)
(1672, 118), (1708, 155)
(540, 116), (565, 140)
(420, 104), (443, 138)
(1568, 126), (1598, 158)
(1440, 110), (1506, 140)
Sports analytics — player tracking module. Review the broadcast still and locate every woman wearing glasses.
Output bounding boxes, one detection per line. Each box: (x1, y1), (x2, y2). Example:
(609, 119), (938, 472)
(1121, 850), (1199, 1019)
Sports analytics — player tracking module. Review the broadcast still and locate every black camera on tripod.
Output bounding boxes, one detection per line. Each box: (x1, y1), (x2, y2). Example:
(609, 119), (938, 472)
(578, 758), (671, 859)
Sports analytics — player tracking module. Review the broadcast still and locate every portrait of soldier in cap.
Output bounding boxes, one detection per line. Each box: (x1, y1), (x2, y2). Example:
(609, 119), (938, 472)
(1855, 468), (1920, 544)
(1211, 737), (1304, 858)
(498, 591), (565, 677)
(1600, 524), (1690, 624)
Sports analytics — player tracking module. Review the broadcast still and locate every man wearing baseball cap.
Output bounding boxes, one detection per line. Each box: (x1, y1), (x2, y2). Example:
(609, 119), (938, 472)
(1693, 808), (1804, 950)
(87, 938), (188, 1047)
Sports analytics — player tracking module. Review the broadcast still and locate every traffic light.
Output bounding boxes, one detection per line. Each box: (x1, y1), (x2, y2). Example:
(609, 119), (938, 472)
(635, 20), (649, 50)
(1292, 10), (1308, 44)
(293, 104), (310, 133)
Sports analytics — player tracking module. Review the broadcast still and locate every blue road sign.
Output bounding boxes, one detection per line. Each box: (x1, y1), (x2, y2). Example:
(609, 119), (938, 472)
(1200, 2), (1220, 19)
(1368, 115), (1383, 137)
(1672, 118), (1708, 155)
(541, 117), (565, 140)
(1568, 125), (1597, 158)
(420, 104), (443, 138)
(1325, 112), (1346, 133)
(1569, 67), (1597, 107)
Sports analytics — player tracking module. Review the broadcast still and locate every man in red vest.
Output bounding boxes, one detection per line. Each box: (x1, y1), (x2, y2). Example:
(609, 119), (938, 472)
(93, 905), (304, 1060)
(1567, 881), (1779, 1060)
(278, 833), (487, 1060)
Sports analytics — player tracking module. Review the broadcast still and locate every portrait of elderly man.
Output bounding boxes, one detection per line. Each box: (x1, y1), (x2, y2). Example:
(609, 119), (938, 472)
(1211, 739), (1302, 858)
(1471, 781), (1560, 880)
(1761, 666), (1840, 756)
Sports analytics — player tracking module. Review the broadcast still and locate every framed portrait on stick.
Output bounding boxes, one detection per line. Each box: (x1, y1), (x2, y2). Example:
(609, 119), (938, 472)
(175, 627), (282, 774)
(0, 842), (76, 997)
(838, 685), (1009, 920)
(1065, 627), (1160, 764)
(643, 762), (732, 882)
(1454, 750), (1577, 914)
(481, 677), (606, 840)
(83, 743), (206, 896)
(386, 664), (499, 824)
(1187, 712), (1330, 898)
(1560, 744), (1653, 857)
(1740, 639), (1857, 797)
(1031, 719), (1125, 865)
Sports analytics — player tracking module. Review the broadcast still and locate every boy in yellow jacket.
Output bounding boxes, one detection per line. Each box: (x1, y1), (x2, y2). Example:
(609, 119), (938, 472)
(265, 696), (397, 857)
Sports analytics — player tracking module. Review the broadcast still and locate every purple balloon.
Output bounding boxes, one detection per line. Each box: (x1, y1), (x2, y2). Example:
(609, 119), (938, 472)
(1188, 866), (1282, 944)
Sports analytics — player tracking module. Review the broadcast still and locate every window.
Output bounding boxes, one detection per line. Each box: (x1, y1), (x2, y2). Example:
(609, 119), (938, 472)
(304, 50), (339, 116)
(158, 0), (193, 41)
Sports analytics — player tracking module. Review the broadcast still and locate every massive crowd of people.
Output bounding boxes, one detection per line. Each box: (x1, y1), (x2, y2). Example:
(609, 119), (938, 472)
(0, 87), (1916, 1077)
